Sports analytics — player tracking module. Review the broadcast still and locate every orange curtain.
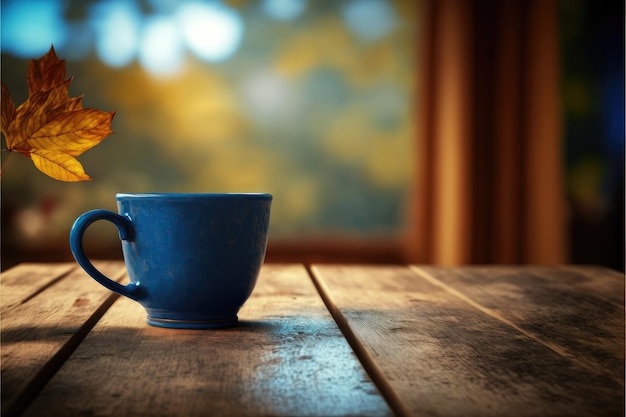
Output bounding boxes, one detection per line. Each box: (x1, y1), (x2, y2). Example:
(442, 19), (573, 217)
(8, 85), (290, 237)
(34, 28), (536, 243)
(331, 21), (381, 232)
(405, 0), (567, 265)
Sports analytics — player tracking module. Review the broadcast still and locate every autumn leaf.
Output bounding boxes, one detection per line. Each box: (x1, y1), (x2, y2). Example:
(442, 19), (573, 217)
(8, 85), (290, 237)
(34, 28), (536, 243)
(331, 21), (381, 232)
(30, 149), (92, 182)
(1, 45), (115, 182)
(27, 45), (67, 96)
(28, 108), (114, 156)
(1, 83), (15, 137)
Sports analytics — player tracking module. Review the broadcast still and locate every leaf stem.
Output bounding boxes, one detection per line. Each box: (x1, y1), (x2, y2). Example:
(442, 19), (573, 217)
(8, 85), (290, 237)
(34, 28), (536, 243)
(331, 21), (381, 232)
(1, 150), (11, 178)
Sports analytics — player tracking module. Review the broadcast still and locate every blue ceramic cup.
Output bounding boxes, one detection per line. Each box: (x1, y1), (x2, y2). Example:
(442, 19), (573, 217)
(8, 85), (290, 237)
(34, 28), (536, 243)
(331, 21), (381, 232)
(69, 193), (272, 329)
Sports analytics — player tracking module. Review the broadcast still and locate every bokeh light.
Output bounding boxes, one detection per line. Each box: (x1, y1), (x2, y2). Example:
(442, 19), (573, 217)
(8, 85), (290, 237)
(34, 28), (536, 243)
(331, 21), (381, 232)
(2, 0), (245, 75)
(262, 0), (307, 21)
(342, 0), (397, 43)
(89, 0), (142, 67)
(177, 2), (244, 63)
(139, 16), (185, 76)
(1, 0), (68, 57)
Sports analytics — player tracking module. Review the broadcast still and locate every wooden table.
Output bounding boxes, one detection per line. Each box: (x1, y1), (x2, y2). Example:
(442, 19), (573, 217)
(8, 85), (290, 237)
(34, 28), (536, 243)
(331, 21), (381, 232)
(1, 262), (624, 417)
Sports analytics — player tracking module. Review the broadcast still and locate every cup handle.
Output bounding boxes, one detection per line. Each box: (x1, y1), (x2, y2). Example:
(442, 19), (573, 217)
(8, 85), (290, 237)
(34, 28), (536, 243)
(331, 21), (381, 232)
(69, 209), (142, 301)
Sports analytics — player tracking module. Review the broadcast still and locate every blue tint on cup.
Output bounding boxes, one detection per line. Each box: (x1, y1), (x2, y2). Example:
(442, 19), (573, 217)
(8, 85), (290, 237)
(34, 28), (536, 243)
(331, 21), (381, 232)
(69, 193), (272, 329)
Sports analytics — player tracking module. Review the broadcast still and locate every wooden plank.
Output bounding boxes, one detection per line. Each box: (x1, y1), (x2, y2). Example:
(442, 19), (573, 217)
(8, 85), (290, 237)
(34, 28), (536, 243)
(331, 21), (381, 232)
(1, 263), (77, 311)
(412, 265), (625, 384)
(22, 264), (393, 417)
(312, 264), (624, 417)
(555, 265), (625, 307)
(1, 261), (127, 417)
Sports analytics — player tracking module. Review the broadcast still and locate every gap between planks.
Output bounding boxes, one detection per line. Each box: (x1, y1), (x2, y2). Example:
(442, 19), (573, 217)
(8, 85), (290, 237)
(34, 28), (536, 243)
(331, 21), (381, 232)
(408, 265), (625, 388)
(19, 265), (79, 305)
(4, 267), (127, 417)
(306, 264), (412, 417)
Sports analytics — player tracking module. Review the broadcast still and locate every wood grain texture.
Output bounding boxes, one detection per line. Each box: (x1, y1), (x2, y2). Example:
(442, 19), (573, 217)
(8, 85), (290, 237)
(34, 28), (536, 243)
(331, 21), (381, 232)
(22, 264), (392, 417)
(1, 261), (126, 417)
(413, 265), (625, 385)
(1, 263), (76, 311)
(312, 264), (624, 417)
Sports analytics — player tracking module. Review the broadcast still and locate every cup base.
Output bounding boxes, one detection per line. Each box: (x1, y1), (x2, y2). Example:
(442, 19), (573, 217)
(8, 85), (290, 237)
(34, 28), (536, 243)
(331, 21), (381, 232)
(146, 316), (238, 330)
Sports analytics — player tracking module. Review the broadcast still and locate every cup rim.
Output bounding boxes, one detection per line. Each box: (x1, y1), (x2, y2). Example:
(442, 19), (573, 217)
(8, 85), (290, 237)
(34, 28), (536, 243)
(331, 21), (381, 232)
(116, 192), (272, 200)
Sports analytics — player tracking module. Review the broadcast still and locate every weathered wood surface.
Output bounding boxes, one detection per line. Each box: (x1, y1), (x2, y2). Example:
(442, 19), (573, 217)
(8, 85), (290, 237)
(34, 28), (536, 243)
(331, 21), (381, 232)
(4, 262), (624, 417)
(21, 264), (391, 417)
(1, 263), (76, 312)
(413, 265), (625, 385)
(1, 262), (127, 417)
(312, 265), (625, 417)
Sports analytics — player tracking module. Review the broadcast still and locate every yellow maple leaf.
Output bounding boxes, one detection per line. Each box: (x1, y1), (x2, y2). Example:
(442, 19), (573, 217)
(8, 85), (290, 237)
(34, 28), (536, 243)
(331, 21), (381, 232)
(1, 46), (115, 182)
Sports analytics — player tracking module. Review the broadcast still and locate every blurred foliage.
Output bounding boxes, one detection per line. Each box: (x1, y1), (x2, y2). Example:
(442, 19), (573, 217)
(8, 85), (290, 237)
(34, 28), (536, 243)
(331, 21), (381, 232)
(559, 0), (624, 269)
(1, 0), (418, 256)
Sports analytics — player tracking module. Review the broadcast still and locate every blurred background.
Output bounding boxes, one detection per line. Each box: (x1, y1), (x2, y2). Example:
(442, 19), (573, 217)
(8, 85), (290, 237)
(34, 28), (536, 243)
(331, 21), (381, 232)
(1, 0), (623, 271)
